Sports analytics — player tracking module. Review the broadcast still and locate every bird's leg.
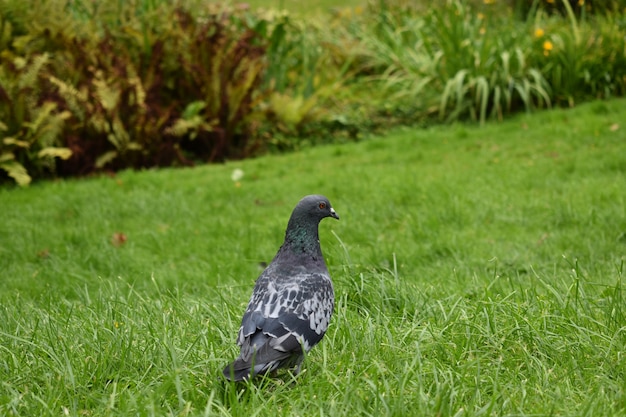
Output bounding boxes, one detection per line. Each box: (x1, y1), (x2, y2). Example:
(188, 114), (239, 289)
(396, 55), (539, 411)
(292, 354), (305, 376)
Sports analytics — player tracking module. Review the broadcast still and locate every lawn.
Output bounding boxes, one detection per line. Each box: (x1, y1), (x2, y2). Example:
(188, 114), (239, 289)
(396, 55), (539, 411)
(1, 98), (626, 416)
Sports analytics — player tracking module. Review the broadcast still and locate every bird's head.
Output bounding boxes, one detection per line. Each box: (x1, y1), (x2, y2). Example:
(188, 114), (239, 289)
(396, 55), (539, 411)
(295, 195), (339, 222)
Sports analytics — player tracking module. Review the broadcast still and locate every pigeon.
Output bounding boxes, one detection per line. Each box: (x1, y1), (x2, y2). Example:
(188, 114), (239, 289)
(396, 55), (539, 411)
(223, 195), (339, 381)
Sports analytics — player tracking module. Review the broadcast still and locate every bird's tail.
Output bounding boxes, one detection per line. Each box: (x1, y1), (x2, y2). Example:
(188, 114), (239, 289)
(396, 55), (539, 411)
(223, 333), (306, 381)
(222, 348), (301, 381)
(222, 356), (279, 382)
(222, 360), (255, 382)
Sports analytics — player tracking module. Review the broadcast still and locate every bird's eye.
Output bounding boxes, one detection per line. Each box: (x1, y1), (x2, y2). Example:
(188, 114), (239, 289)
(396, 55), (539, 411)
(319, 202), (326, 209)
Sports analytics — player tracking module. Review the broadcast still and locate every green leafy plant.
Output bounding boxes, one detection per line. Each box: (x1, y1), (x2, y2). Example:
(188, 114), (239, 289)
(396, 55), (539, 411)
(1, 0), (625, 185)
(2, 1), (285, 181)
(172, 8), (270, 161)
(532, 5), (626, 106)
(428, 2), (551, 123)
(341, 1), (552, 124)
(0, 53), (72, 186)
(253, 10), (352, 142)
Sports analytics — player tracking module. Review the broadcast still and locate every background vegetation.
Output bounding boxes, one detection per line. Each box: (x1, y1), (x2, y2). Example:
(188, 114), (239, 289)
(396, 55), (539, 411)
(1, 0), (625, 185)
(1, 98), (625, 415)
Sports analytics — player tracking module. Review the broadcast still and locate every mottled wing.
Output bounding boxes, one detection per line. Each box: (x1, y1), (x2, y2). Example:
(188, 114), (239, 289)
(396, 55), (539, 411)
(238, 271), (334, 356)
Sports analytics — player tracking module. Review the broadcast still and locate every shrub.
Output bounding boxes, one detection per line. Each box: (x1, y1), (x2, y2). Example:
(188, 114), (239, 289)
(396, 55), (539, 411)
(0, 1), (289, 183)
(44, 5), (272, 172)
(340, 1), (551, 124)
(427, 2), (551, 123)
(1, 0), (625, 185)
(0, 51), (72, 185)
(530, 6), (626, 106)
(333, 0), (625, 124)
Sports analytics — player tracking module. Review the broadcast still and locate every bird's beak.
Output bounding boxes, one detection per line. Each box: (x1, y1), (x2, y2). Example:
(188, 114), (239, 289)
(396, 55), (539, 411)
(330, 208), (339, 220)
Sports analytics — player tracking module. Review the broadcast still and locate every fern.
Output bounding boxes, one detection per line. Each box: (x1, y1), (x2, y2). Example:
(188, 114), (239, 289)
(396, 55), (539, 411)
(2, 1), (304, 181)
(92, 72), (120, 113)
(18, 53), (48, 89)
(165, 101), (214, 139)
(0, 153), (31, 186)
(48, 75), (87, 121)
(0, 51), (75, 185)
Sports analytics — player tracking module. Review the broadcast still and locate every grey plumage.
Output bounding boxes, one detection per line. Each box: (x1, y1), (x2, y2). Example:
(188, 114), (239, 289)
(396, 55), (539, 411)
(223, 195), (339, 381)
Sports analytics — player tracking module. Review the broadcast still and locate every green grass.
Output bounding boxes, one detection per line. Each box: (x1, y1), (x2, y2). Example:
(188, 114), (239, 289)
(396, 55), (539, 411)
(1, 98), (626, 416)
(240, 0), (365, 15)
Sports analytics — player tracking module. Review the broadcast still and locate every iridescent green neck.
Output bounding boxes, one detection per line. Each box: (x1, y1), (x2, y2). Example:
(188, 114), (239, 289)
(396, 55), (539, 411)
(284, 217), (321, 255)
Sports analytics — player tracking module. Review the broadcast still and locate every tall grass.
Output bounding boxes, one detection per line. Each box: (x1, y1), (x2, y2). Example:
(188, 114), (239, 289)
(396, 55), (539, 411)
(338, 0), (625, 125)
(536, 5), (626, 105)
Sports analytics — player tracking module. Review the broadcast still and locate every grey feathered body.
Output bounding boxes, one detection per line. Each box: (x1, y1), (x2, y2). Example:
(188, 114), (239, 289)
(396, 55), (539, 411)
(223, 195), (337, 381)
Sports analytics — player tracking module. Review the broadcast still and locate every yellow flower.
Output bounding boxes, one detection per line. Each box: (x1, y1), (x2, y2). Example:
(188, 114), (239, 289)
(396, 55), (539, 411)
(543, 40), (553, 56)
(477, 12), (485, 20)
(479, 27), (486, 35)
(534, 28), (545, 38)
(484, 0), (495, 4)
(546, 0), (554, 3)
(578, 0), (584, 4)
